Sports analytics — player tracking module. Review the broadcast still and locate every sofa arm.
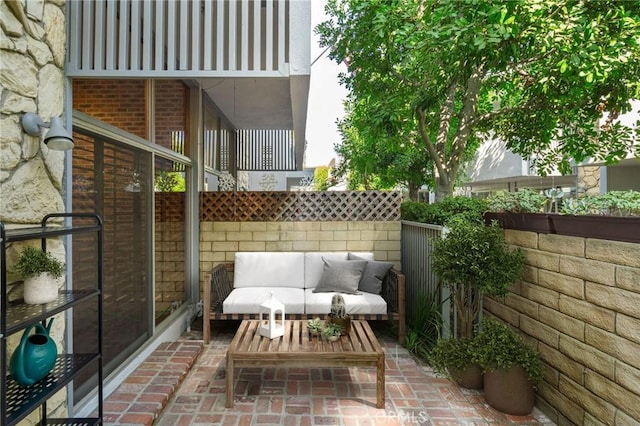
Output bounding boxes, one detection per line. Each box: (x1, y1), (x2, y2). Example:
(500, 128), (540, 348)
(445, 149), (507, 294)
(203, 262), (234, 344)
(381, 267), (406, 344)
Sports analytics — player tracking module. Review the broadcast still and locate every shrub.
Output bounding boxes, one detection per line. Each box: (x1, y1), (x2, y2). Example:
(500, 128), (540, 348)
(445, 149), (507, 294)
(14, 246), (64, 279)
(561, 190), (640, 216)
(474, 318), (543, 386)
(401, 196), (487, 225)
(486, 189), (547, 213)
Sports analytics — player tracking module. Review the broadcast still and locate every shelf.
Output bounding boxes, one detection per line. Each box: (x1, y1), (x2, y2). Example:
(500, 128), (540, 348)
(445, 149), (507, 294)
(45, 417), (101, 425)
(5, 290), (100, 336)
(6, 353), (100, 426)
(3, 224), (101, 242)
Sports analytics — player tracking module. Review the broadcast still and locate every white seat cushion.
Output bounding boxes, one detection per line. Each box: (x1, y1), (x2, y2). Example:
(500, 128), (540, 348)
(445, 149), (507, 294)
(234, 252), (305, 289)
(304, 289), (387, 315)
(223, 287), (305, 314)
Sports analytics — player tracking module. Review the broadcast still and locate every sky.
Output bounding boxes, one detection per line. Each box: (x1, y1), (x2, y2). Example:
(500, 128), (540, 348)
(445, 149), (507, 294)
(304, 0), (349, 168)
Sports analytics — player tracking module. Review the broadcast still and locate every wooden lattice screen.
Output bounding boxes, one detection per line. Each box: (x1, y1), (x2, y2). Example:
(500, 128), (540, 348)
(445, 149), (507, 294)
(200, 191), (401, 222)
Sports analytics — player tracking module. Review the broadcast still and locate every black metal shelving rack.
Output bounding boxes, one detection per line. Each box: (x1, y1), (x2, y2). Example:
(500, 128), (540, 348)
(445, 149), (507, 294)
(1, 213), (103, 426)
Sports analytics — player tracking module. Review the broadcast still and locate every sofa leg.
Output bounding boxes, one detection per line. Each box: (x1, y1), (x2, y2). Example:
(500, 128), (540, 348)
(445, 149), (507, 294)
(398, 318), (406, 345)
(203, 313), (210, 345)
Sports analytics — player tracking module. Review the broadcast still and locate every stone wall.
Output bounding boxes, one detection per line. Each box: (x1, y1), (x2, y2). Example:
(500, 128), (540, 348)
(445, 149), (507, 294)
(0, 0), (69, 422)
(199, 221), (401, 297)
(576, 165), (601, 196)
(484, 230), (640, 424)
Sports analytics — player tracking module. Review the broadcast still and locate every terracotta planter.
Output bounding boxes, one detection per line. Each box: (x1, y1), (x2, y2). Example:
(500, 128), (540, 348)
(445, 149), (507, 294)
(483, 366), (535, 415)
(449, 364), (483, 390)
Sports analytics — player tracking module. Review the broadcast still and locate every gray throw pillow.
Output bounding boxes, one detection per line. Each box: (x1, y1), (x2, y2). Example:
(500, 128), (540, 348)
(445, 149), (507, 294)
(348, 253), (393, 294)
(312, 258), (367, 294)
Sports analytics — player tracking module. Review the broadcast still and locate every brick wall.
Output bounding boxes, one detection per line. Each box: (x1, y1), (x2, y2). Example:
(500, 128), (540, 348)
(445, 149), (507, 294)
(73, 79), (147, 139)
(198, 221), (401, 297)
(484, 230), (640, 424)
(155, 80), (188, 152)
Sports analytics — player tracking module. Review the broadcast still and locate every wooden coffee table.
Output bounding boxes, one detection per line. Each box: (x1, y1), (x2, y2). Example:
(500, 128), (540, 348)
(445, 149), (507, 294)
(225, 319), (385, 408)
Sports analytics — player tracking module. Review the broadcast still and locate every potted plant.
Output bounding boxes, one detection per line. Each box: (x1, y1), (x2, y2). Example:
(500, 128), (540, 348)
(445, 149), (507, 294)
(13, 246), (64, 304)
(321, 322), (344, 341)
(307, 317), (323, 335)
(432, 219), (525, 338)
(430, 219), (525, 388)
(326, 294), (351, 335)
(474, 317), (543, 415)
(429, 337), (483, 389)
(484, 189), (552, 233)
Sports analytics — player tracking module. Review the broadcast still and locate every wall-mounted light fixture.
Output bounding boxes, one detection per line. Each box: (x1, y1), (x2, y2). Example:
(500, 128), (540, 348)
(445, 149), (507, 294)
(21, 112), (74, 151)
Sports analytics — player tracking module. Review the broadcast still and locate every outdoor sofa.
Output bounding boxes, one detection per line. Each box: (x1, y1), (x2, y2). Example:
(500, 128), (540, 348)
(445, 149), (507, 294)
(203, 251), (406, 344)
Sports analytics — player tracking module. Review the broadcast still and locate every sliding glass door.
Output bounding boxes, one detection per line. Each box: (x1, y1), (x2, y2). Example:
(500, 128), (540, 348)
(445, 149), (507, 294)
(71, 130), (152, 403)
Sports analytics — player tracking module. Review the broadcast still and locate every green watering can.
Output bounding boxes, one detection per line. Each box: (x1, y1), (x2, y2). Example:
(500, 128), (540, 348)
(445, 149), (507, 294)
(9, 319), (57, 386)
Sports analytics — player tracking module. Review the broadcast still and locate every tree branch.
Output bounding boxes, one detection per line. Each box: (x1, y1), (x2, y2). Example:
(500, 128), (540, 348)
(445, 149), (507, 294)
(417, 106), (448, 186)
(447, 63), (485, 176)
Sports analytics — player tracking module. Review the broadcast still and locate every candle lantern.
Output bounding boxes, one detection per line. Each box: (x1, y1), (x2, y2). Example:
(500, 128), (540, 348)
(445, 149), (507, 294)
(258, 292), (285, 339)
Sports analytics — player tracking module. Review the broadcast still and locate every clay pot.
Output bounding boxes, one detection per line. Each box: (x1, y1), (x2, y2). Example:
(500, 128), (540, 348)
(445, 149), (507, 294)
(483, 366), (535, 415)
(449, 364), (483, 390)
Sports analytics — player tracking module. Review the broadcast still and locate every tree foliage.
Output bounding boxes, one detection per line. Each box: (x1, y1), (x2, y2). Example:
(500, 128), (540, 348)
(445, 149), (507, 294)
(317, 0), (640, 199)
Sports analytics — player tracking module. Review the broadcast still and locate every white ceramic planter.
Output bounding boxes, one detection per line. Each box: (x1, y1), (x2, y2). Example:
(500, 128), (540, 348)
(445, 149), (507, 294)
(23, 273), (59, 304)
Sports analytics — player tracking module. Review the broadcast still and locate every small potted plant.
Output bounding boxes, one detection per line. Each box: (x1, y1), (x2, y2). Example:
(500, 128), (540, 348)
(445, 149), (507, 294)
(429, 337), (482, 389)
(326, 294), (351, 335)
(321, 322), (344, 342)
(13, 246), (64, 304)
(474, 317), (543, 415)
(307, 317), (323, 335)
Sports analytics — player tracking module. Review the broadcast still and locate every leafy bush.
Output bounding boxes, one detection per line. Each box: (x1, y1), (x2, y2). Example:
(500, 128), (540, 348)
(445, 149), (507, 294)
(432, 220), (525, 337)
(432, 220), (525, 297)
(14, 246), (64, 279)
(474, 318), (543, 386)
(404, 289), (443, 359)
(486, 189), (547, 213)
(429, 337), (479, 376)
(401, 196), (487, 225)
(561, 190), (640, 216)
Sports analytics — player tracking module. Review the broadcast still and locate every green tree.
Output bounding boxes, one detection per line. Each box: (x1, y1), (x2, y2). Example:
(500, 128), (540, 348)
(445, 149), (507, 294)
(313, 166), (331, 190)
(318, 0), (640, 200)
(335, 95), (434, 199)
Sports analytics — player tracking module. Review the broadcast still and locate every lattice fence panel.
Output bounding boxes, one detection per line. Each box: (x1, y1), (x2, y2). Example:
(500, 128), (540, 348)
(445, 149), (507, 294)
(200, 191), (401, 222)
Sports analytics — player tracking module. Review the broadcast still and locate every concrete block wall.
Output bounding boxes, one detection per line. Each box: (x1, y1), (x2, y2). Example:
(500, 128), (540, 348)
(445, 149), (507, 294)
(199, 221), (401, 296)
(484, 230), (640, 425)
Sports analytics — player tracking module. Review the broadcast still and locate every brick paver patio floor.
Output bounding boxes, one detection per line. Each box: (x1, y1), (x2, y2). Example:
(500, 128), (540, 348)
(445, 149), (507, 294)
(151, 321), (554, 426)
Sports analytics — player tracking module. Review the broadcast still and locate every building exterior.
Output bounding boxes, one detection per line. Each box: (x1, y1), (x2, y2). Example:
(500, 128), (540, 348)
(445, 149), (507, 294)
(1, 0), (311, 418)
(464, 100), (640, 198)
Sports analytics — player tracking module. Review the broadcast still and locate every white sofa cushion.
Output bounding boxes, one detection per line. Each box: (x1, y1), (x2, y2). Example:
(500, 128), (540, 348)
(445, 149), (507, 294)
(223, 287), (305, 314)
(234, 252), (305, 289)
(304, 289), (387, 315)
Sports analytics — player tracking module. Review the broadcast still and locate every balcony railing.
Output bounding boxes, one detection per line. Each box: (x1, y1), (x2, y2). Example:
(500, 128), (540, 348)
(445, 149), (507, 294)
(68, 0), (289, 77)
